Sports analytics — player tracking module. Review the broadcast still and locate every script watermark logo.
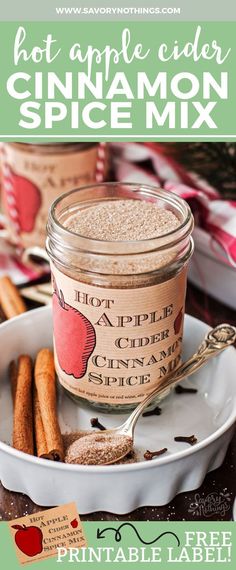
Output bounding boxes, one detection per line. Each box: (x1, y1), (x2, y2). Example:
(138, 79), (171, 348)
(188, 491), (231, 518)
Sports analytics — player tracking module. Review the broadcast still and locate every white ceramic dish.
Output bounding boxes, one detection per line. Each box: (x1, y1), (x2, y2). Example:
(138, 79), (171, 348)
(0, 307), (236, 514)
(189, 227), (236, 310)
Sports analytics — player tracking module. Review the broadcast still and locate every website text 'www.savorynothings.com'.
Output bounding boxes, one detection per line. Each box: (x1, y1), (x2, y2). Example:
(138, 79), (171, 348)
(55, 6), (181, 16)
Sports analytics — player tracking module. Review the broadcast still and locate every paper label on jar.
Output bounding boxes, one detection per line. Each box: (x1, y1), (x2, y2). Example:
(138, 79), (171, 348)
(51, 264), (187, 405)
(1, 143), (107, 249)
(8, 502), (86, 564)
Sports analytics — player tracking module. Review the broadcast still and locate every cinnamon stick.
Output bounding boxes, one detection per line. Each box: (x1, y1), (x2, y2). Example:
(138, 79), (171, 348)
(9, 360), (18, 404)
(0, 276), (26, 319)
(0, 304), (6, 324)
(35, 349), (64, 461)
(33, 387), (52, 460)
(13, 355), (34, 455)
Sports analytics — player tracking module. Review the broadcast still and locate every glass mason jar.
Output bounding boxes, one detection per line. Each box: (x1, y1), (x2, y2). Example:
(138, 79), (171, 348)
(46, 183), (194, 413)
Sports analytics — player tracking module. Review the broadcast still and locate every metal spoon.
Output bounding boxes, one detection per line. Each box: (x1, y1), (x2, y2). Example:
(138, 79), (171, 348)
(101, 323), (236, 465)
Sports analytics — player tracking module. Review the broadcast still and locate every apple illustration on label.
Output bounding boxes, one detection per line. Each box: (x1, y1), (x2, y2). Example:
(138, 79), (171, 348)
(6, 168), (41, 232)
(174, 307), (183, 335)
(53, 280), (96, 379)
(70, 518), (79, 528)
(12, 524), (43, 557)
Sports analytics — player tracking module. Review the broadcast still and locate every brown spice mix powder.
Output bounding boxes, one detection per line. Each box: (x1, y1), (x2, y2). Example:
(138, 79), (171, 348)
(64, 432), (133, 465)
(65, 199), (180, 241)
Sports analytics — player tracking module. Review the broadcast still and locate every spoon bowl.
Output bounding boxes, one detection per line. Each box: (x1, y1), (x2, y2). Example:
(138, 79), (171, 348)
(101, 323), (236, 465)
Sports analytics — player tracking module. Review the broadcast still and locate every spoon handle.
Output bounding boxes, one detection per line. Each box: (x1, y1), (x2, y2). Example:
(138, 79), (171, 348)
(120, 323), (236, 437)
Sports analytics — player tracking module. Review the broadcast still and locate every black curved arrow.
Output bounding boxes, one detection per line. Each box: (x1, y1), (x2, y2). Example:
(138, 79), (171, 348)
(97, 523), (180, 546)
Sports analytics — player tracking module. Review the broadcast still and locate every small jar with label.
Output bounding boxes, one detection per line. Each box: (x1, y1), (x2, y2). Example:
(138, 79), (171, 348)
(1, 142), (109, 250)
(46, 183), (194, 412)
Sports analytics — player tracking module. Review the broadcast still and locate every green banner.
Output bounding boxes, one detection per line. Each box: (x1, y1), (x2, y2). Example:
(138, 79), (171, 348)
(0, 22), (235, 141)
(1, 521), (236, 569)
(0, 7), (235, 570)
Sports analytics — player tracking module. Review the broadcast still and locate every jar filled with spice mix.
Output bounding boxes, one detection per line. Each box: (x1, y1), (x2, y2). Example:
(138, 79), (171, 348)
(47, 183), (194, 412)
(0, 142), (109, 250)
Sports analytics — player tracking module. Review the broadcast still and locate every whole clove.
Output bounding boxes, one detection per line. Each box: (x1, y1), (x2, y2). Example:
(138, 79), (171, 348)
(90, 417), (106, 431)
(174, 435), (198, 446)
(142, 406), (162, 417)
(175, 385), (198, 394)
(144, 447), (168, 460)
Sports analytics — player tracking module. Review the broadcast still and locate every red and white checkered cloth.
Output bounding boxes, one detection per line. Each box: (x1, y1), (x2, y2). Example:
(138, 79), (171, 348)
(112, 142), (236, 267)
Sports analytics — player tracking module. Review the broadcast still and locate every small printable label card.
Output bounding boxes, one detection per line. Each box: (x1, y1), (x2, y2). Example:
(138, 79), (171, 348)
(8, 502), (86, 564)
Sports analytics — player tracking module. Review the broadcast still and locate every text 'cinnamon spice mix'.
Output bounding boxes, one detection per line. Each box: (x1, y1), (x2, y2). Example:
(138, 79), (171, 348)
(47, 183), (194, 412)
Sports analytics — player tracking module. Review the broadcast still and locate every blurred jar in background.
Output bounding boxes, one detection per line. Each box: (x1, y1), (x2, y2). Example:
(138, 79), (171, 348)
(0, 142), (109, 250)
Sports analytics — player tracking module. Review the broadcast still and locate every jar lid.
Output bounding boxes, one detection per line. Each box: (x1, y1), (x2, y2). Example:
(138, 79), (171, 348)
(7, 142), (98, 154)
